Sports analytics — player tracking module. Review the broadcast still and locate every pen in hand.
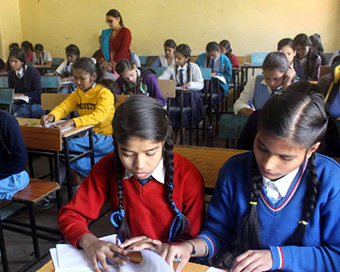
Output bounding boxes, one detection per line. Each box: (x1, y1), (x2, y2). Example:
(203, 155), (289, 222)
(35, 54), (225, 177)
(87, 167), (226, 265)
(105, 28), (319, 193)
(249, 99), (255, 110)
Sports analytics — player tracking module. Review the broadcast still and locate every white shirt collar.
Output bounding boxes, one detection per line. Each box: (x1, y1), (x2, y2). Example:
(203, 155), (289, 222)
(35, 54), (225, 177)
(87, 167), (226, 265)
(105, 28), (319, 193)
(214, 53), (221, 62)
(262, 167), (299, 200)
(123, 158), (165, 184)
(260, 78), (284, 94)
(177, 63), (188, 71)
(16, 65), (27, 78)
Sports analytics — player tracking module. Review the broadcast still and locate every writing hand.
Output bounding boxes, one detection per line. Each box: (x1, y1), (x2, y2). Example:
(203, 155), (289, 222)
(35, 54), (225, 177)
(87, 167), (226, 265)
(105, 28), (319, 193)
(40, 114), (55, 127)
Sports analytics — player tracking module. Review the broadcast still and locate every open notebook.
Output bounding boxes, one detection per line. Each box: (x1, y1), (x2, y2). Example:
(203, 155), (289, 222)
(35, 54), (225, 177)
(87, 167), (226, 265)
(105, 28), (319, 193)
(50, 234), (174, 272)
(43, 120), (74, 133)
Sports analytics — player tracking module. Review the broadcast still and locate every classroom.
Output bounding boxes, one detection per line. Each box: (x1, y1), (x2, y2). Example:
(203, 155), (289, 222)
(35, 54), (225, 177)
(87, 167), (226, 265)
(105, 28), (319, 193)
(1, 0), (340, 271)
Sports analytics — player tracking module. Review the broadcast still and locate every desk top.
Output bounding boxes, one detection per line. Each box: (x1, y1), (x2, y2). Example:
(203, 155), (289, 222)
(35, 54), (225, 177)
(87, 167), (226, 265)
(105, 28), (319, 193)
(37, 259), (213, 272)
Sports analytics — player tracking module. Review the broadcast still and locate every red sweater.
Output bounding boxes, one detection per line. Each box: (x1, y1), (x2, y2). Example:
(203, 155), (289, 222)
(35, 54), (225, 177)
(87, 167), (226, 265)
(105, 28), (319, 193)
(58, 151), (205, 247)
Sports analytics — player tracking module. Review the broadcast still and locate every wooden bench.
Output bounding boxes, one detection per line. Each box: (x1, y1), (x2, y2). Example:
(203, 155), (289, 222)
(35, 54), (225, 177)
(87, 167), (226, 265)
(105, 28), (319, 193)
(0, 179), (60, 272)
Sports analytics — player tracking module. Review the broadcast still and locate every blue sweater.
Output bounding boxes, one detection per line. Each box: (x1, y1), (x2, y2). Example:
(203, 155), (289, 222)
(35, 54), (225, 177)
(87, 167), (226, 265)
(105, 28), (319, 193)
(0, 111), (27, 179)
(198, 152), (340, 271)
(195, 53), (232, 95)
(8, 66), (42, 104)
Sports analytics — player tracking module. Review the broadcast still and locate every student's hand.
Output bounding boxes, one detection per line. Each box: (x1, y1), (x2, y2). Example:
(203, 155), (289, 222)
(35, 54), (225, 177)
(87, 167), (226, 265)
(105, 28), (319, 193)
(40, 114), (55, 127)
(238, 107), (255, 116)
(79, 233), (130, 272)
(101, 61), (112, 72)
(14, 93), (24, 97)
(283, 67), (296, 89)
(230, 249), (272, 272)
(182, 83), (191, 89)
(163, 243), (192, 272)
(54, 119), (75, 130)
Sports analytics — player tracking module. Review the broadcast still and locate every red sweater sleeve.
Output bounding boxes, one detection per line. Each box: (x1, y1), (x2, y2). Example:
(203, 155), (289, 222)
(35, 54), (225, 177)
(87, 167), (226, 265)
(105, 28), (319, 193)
(113, 27), (132, 63)
(58, 153), (115, 247)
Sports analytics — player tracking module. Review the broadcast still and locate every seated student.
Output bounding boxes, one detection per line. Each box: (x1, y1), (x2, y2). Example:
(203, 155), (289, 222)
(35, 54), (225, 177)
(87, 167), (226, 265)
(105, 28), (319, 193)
(41, 57), (115, 198)
(144, 88), (340, 272)
(309, 33), (327, 65)
(130, 51), (141, 67)
(8, 48), (45, 118)
(33, 43), (52, 68)
(0, 43), (20, 75)
(330, 48), (340, 64)
(58, 95), (205, 271)
(219, 40), (239, 68)
(237, 81), (340, 157)
(159, 44), (205, 144)
(115, 58), (166, 107)
(21, 41), (34, 63)
(196, 41), (232, 107)
(293, 33), (321, 81)
(151, 39), (177, 67)
(277, 38), (296, 69)
(52, 44), (80, 94)
(317, 57), (340, 120)
(234, 51), (294, 115)
(0, 111), (29, 200)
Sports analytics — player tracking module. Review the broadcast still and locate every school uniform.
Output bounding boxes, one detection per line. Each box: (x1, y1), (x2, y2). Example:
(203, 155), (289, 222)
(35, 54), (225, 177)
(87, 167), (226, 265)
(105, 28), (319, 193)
(198, 152), (340, 271)
(329, 49), (340, 65)
(317, 73), (340, 119)
(0, 111), (29, 200)
(33, 50), (52, 65)
(49, 83), (115, 176)
(8, 65), (45, 118)
(159, 62), (205, 127)
(130, 52), (141, 67)
(58, 151), (205, 246)
(233, 74), (283, 114)
(55, 60), (77, 94)
(25, 50), (34, 63)
(115, 68), (166, 107)
(293, 51), (321, 81)
(151, 56), (175, 67)
(227, 52), (239, 68)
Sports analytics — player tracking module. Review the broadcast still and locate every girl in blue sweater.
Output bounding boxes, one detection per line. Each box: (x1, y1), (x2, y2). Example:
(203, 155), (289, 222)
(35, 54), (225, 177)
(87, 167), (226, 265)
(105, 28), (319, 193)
(131, 83), (340, 272)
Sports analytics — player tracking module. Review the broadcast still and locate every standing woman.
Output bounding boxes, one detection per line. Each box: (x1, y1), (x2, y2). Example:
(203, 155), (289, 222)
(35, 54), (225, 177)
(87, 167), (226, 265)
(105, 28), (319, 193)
(98, 9), (132, 73)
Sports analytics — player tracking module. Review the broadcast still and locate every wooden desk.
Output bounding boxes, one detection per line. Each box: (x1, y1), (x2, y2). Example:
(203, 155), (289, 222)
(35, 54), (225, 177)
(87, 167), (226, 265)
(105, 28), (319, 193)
(17, 118), (95, 201)
(37, 259), (212, 272)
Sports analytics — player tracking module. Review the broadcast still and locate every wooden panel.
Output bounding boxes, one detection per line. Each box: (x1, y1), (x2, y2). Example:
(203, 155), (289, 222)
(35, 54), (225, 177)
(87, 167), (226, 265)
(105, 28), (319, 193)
(13, 179), (60, 203)
(20, 126), (62, 151)
(158, 79), (176, 98)
(320, 65), (331, 77)
(236, 56), (246, 65)
(41, 93), (69, 110)
(190, 56), (198, 63)
(174, 145), (247, 189)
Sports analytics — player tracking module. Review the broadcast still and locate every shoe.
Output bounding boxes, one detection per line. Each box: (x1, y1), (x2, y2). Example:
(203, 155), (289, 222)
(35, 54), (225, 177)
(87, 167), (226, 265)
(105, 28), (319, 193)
(34, 198), (54, 210)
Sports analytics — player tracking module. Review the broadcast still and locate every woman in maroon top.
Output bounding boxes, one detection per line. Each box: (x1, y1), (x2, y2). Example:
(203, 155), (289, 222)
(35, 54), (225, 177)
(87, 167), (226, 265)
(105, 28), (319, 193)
(98, 9), (132, 73)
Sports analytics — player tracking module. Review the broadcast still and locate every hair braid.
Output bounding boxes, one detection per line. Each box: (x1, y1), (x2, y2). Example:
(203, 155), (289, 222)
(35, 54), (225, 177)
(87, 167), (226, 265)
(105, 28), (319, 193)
(186, 60), (191, 84)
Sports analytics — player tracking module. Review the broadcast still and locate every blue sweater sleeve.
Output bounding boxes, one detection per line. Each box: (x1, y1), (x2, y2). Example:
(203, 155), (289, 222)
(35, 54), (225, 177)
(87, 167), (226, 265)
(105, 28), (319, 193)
(151, 57), (161, 67)
(217, 55), (232, 83)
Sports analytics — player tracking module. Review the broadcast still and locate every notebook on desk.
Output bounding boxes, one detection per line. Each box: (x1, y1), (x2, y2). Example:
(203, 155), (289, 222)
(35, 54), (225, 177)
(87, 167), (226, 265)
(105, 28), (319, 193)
(43, 120), (74, 133)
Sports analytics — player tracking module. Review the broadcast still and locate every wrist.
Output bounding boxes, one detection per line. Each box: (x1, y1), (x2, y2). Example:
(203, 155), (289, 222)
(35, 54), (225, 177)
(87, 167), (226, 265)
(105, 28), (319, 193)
(184, 241), (196, 256)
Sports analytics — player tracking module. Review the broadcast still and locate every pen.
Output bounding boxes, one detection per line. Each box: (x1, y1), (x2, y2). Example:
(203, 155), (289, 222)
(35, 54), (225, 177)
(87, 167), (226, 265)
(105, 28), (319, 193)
(28, 122), (36, 126)
(23, 123), (29, 126)
(248, 99), (255, 110)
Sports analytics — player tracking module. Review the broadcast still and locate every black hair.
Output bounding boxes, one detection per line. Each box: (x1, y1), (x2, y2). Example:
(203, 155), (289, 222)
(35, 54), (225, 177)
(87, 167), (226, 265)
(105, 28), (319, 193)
(206, 41), (220, 53)
(262, 51), (289, 73)
(309, 34), (324, 52)
(9, 43), (19, 51)
(21, 41), (33, 51)
(331, 56), (340, 66)
(277, 38), (295, 51)
(73, 57), (104, 84)
(112, 95), (190, 242)
(34, 44), (44, 51)
(237, 85), (328, 253)
(164, 39), (177, 48)
(294, 33), (312, 47)
(65, 44), (80, 57)
(106, 9), (124, 27)
(116, 58), (134, 75)
(219, 39), (232, 59)
(9, 48), (28, 92)
(175, 44), (191, 87)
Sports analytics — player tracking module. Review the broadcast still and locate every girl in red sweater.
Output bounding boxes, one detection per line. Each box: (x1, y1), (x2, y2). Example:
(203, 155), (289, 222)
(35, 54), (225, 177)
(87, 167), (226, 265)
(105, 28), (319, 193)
(58, 95), (205, 271)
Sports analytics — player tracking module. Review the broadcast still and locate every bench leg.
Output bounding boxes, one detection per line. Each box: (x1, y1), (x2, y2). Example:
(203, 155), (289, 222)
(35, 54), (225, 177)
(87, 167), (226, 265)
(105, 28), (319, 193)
(0, 218), (9, 272)
(28, 204), (40, 259)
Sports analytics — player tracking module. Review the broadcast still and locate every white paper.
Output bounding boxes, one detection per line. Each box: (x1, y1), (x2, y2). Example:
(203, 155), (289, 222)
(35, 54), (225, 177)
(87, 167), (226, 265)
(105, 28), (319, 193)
(205, 267), (225, 272)
(60, 80), (73, 85)
(44, 120), (74, 132)
(14, 95), (30, 103)
(212, 75), (226, 84)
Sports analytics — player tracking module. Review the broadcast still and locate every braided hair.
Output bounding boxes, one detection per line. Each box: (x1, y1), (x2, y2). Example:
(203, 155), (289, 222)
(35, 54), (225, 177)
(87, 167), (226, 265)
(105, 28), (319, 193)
(175, 44), (191, 87)
(237, 84), (328, 253)
(112, 95), (190, 242)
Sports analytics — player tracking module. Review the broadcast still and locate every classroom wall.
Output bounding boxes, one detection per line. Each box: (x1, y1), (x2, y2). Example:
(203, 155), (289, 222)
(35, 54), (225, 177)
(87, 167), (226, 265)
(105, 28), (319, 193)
(14, 0), (340, 59)
(0, 0), (23, 59)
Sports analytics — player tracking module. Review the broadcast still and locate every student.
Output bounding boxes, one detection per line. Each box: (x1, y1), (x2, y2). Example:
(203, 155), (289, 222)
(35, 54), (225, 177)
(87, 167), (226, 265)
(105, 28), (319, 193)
(196, 41), (232, 106)
(234, 51), (294, 115)
(33, 43), (52, 68)
(21, 41), (34, 63)
(152, 89), (340, 272)
(8, 48), (45, 118)
(159, 44), (205, 144)
(277, 38), (296, 67)
(329, 48), (340, 65)
(309, 33), (327, 65)
(0, 43), (20, 75)
(58, 95), (205, 271)
(0, 110), (29, 200)
(130, 51), (141, 67)
(293, 33), (321, 81)
(151, 39), (177, 67)
(41, 57), (115, 197)
(115, 58), (166, 107)
(52, 44), (80, 93)
(219, 40), (239, 68)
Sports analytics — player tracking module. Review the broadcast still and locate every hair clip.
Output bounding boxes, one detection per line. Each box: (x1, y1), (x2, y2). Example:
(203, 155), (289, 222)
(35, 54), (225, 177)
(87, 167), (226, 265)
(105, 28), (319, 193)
(90, 57), (97, 65)
(249, 201), (257, 206)
(298, 220), (308, 226)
